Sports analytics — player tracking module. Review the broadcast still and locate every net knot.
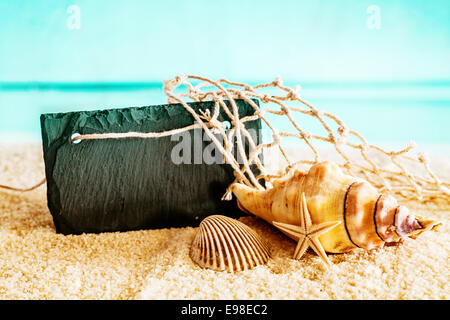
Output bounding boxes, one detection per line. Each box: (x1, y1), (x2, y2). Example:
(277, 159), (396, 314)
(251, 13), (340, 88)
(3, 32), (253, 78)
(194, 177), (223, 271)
(312, 109), (324, 117)
(261, 94), (272, 103)
(328, 133), (336, 143)
(287, 85), (301, 100)
(199, 109), (212, 121)
(302, 132), (312, 140)
(273, 77), (283, 86)
(272, 133), (281, 145)
(163, 74), (186, 93)
(342, 161), (352, 170)
(417, 152), (429, 164)
(188, 87), (202, 98)
(337, 126), (349, 138)
(359, 143), (369, 152)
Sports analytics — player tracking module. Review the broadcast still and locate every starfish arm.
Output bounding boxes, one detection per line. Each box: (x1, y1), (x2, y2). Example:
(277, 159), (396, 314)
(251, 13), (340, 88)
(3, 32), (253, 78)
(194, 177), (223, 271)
(308, 237), (332, 267)
(272, 221), (305, 240)
(272, 221), (303, 233)
(272, 193), (341, 267)
(293, 236), (309, 260)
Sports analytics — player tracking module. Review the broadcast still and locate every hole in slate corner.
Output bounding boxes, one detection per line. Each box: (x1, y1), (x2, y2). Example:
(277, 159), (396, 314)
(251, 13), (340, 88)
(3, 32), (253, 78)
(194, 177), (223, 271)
(71, 133), (81, 144)
(223, 121), (231, 130)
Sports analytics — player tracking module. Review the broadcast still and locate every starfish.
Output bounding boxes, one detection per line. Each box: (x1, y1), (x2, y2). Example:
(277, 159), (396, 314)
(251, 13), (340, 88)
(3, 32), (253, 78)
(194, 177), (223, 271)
(272, 192), (341, 267)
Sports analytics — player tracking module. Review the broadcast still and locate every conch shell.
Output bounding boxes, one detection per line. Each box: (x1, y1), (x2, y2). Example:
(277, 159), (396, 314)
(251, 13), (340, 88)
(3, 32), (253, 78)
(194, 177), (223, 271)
(231, 161), (440, 253)
(190, 215), (270, 271)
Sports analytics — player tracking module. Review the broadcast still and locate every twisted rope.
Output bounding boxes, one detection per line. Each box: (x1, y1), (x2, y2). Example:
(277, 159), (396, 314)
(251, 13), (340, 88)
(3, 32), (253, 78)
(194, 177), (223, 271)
(161, 75), (449, 203)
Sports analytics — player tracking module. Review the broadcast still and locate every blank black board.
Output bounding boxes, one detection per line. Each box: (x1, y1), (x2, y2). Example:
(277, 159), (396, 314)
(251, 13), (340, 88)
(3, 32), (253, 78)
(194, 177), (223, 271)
(40, 99), (262, 234)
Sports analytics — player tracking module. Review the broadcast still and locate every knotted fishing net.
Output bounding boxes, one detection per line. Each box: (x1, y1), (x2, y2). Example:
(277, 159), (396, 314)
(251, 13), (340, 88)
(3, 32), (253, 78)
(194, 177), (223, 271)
(162, 74), (450, 205)
(2, 74), (448, 206)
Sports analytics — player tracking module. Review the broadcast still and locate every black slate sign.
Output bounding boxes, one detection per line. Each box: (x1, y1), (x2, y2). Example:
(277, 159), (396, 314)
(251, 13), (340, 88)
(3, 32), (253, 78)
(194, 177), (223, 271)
(40, 100), (262, 234)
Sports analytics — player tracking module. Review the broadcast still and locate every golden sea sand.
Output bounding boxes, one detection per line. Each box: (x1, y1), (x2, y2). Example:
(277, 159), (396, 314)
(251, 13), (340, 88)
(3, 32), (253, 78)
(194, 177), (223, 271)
(0, 143), (448, 299)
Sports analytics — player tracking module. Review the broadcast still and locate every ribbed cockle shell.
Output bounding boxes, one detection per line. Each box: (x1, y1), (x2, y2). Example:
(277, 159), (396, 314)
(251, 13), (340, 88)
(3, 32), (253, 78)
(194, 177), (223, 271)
(231, 161), (440, 253)
(190, 215), (270, 272)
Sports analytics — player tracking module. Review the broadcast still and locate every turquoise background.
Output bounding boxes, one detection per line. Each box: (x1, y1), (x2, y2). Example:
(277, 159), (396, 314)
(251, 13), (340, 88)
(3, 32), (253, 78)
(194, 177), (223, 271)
(0, 0), (449, 149)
